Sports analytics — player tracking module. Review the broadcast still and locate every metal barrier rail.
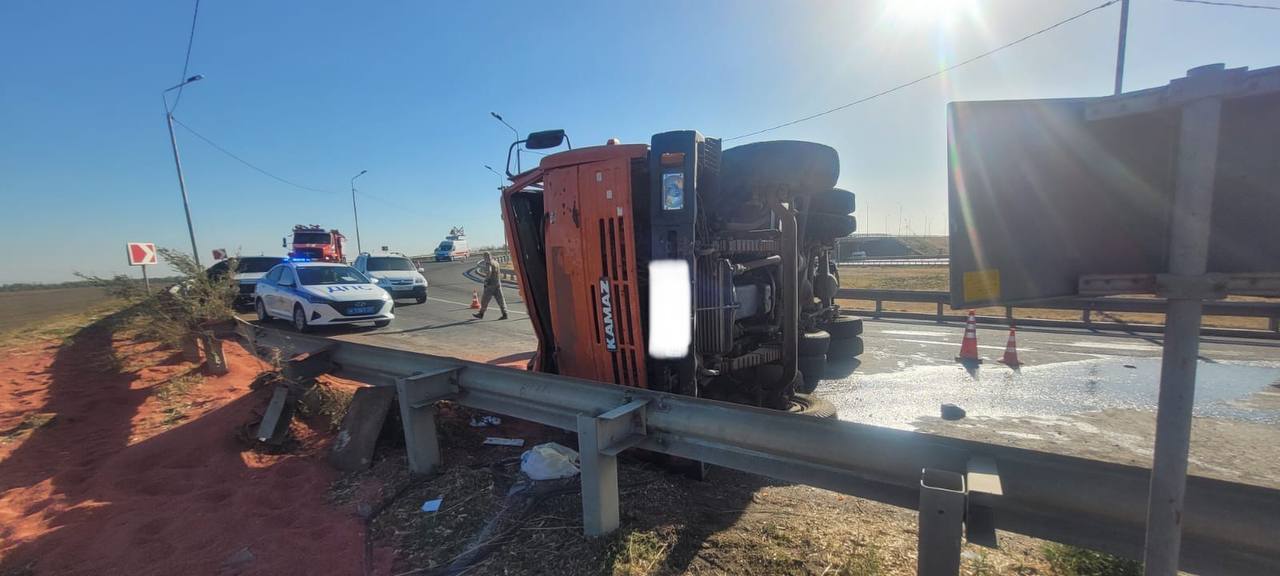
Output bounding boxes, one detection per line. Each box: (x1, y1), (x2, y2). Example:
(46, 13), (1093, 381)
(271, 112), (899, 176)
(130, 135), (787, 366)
(839, 257), (950, 266)
(837, 288), (1280, 336)
(239, 321), (1280, 575)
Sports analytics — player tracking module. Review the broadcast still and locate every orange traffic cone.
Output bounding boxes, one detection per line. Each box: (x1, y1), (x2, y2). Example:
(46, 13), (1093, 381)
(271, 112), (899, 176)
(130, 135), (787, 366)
(999, 325), (1021, 367)
(470, 289), (481, 309)
(955, 310), (983, 364)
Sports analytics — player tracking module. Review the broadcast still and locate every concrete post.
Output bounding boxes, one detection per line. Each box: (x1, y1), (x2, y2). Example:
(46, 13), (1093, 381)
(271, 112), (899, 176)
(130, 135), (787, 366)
(1143, 65), (1225, 576)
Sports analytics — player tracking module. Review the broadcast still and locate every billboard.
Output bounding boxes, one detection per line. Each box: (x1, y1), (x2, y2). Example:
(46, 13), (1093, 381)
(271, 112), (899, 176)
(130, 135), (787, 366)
(948, 67), (1280, 308)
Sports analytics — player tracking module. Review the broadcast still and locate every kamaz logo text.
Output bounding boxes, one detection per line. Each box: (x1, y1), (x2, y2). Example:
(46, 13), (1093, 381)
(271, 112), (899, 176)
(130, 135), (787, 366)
(599, 278), (617, 351)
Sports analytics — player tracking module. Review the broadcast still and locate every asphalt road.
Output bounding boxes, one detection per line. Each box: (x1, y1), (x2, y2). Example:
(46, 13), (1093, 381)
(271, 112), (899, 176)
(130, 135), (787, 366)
(289, 260), (1280, 429)
(327, 259), (537, 364)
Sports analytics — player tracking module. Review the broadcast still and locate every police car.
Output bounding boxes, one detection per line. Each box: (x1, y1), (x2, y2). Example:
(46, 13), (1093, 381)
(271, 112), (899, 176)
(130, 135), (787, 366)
(254, 260), (394, 331)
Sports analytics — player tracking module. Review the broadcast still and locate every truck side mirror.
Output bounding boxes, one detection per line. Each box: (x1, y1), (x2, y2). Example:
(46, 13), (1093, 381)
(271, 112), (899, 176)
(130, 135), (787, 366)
(282, 237), (287, 248)
(525, 129), (566, 150)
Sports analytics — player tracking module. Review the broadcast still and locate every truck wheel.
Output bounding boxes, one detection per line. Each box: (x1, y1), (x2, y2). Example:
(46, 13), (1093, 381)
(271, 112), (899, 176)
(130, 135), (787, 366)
(828, 336), (864, 359)
(292, 305), (309, 333)
(415, 294), (427, 304)
(797, 354), (826, 393)
(787, 392), (837, 418)
(804, 212), (857, 240)
(824, 316), (863, 338)
(808, 187), (856, 215)
(799, 329), (830, 356)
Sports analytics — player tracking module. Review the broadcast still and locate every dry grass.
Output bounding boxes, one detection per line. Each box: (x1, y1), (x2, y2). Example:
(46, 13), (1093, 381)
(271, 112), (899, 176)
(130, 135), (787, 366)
(838, 266), (1276, 331)
(152, 372), (205, 428)
(298, 380), (356, 432)
(0, 300), (127, 349)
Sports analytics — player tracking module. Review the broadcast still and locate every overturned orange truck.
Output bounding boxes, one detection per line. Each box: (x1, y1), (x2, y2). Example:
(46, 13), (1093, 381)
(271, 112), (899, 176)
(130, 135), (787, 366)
(499, 130), (862, 414)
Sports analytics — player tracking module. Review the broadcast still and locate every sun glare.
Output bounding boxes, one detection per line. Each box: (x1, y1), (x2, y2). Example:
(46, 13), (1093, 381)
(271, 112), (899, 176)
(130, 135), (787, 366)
(884, 0), (979, 26)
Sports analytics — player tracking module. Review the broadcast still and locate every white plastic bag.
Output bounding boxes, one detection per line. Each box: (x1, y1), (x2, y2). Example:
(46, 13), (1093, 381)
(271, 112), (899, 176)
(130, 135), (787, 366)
(519, 442), (580, 480)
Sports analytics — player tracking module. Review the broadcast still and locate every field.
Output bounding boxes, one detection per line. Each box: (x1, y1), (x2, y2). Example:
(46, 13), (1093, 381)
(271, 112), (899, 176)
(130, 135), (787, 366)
(839, 266), (1276, 331)
(0, 287), (116, 333)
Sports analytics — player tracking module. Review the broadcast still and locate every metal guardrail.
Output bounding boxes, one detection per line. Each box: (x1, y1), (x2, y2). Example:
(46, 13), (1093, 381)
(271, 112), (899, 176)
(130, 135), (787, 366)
(838, 257), (950, 266)
(837, 288), (1280, 337)
(239, 320), (1280, 575)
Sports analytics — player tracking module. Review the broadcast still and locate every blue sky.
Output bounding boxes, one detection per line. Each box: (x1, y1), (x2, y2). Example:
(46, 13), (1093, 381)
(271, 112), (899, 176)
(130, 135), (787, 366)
(1, 0), (1274, 283)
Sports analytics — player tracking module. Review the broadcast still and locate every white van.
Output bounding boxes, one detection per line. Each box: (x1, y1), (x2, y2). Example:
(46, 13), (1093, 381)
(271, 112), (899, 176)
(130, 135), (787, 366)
(434, 238), (469, 261)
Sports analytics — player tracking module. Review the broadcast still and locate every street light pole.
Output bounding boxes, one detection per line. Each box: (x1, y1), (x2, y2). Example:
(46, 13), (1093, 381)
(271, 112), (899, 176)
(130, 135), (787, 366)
(490, 112), (521, 173)
(163, 74), (204, 268)
(483, 164), (506, 191)
(351, 170), (368, 254)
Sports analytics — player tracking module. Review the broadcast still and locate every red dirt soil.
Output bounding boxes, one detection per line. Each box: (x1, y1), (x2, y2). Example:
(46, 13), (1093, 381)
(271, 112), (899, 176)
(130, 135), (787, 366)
(0, 327), (393, 576)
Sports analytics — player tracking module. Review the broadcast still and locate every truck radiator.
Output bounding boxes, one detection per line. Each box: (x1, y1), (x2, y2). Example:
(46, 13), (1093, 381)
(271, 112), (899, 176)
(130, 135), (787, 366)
(696, 258), (735, 355)
(592, 215), (644, 388)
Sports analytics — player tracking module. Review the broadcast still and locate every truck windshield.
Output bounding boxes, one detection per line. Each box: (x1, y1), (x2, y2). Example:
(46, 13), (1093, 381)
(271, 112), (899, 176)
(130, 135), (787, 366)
(297, 266), (368, 285)
(294, 232), (331, 244)
(367, 257), (414, 271)
(437, 241), (453, 251)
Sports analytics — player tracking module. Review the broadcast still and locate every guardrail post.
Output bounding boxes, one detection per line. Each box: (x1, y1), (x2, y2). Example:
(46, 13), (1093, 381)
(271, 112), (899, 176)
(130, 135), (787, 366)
(200, 331), (228, 375)
(577, 400), (649, 537)
(917, 468), (966, 576)
(936, 301), (944, 324)
(1082, 307), (1092, 326)
(1004, 306), (1014, 324)
(1271, 316), (1279, 333)
(395, 368), (462, 475)
(875, 299), (883, 319)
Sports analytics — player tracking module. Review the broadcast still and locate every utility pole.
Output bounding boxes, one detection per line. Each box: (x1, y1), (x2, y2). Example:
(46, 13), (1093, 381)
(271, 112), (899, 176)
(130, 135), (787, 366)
(351, 170), (368, 254)
(898, 204), (903, 237)
(163, 74), (205, 268)
(1114, 0), (1130, 95)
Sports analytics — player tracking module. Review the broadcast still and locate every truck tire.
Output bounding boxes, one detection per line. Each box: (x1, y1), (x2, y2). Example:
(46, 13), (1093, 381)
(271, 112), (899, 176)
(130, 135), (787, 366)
(823, 316), (863, 338)
(797, 354), (826, 393)
(799, 329), (830, 356)
(808, 187), (855, 215)
(804, 212), (857, 240)
(721, 141), (839, 201)
(788, 392), (837, 418)
(828, 336), (864, 359)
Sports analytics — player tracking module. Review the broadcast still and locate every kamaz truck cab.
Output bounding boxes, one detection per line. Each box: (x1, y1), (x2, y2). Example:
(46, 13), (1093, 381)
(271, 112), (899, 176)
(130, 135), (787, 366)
(499, 130), (862, 413)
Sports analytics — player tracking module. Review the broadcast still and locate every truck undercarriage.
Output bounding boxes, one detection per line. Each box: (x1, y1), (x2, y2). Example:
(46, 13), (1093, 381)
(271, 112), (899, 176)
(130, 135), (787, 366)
(501, 130), (862, 412)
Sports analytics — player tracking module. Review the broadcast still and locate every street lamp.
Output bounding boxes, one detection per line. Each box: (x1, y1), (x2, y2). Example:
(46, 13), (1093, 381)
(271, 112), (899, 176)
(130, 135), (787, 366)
(490, 112), (521, 172)
(351, 169), (368, 254)
(163, 74), (205, 268)
(483, 164), (505, 190)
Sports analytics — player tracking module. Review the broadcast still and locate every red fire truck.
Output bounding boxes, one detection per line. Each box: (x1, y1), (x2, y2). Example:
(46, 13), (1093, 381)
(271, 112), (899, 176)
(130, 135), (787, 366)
(284, 225), (346, 262)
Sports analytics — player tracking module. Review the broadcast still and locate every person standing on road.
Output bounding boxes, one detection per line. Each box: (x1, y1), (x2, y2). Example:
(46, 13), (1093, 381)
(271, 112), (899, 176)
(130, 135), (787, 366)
(473, 251), (508, 320)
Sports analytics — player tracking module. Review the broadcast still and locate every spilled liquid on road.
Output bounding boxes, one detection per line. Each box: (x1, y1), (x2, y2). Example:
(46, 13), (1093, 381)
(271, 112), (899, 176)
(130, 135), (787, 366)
(824, 357), (1280, 430)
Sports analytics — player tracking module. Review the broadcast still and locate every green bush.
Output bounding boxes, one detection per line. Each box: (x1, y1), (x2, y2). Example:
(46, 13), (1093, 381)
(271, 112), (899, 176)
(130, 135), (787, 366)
(77, 248), (238, 349)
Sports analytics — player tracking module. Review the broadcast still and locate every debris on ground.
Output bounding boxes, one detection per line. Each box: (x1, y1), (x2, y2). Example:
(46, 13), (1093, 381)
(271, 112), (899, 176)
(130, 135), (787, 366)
(940, 403), (967, 421)
(521, 442), (581, 480)
(483, 437), (525, 447)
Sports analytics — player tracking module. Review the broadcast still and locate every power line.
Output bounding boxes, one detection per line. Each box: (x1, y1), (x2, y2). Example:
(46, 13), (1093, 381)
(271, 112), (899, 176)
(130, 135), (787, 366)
(170, 117), (433, 216)
(1172, 0), (1280, 10)
(726, 0), (1120, 141)
(170, 116), (339, 194)
(170, 0), (202, 113)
